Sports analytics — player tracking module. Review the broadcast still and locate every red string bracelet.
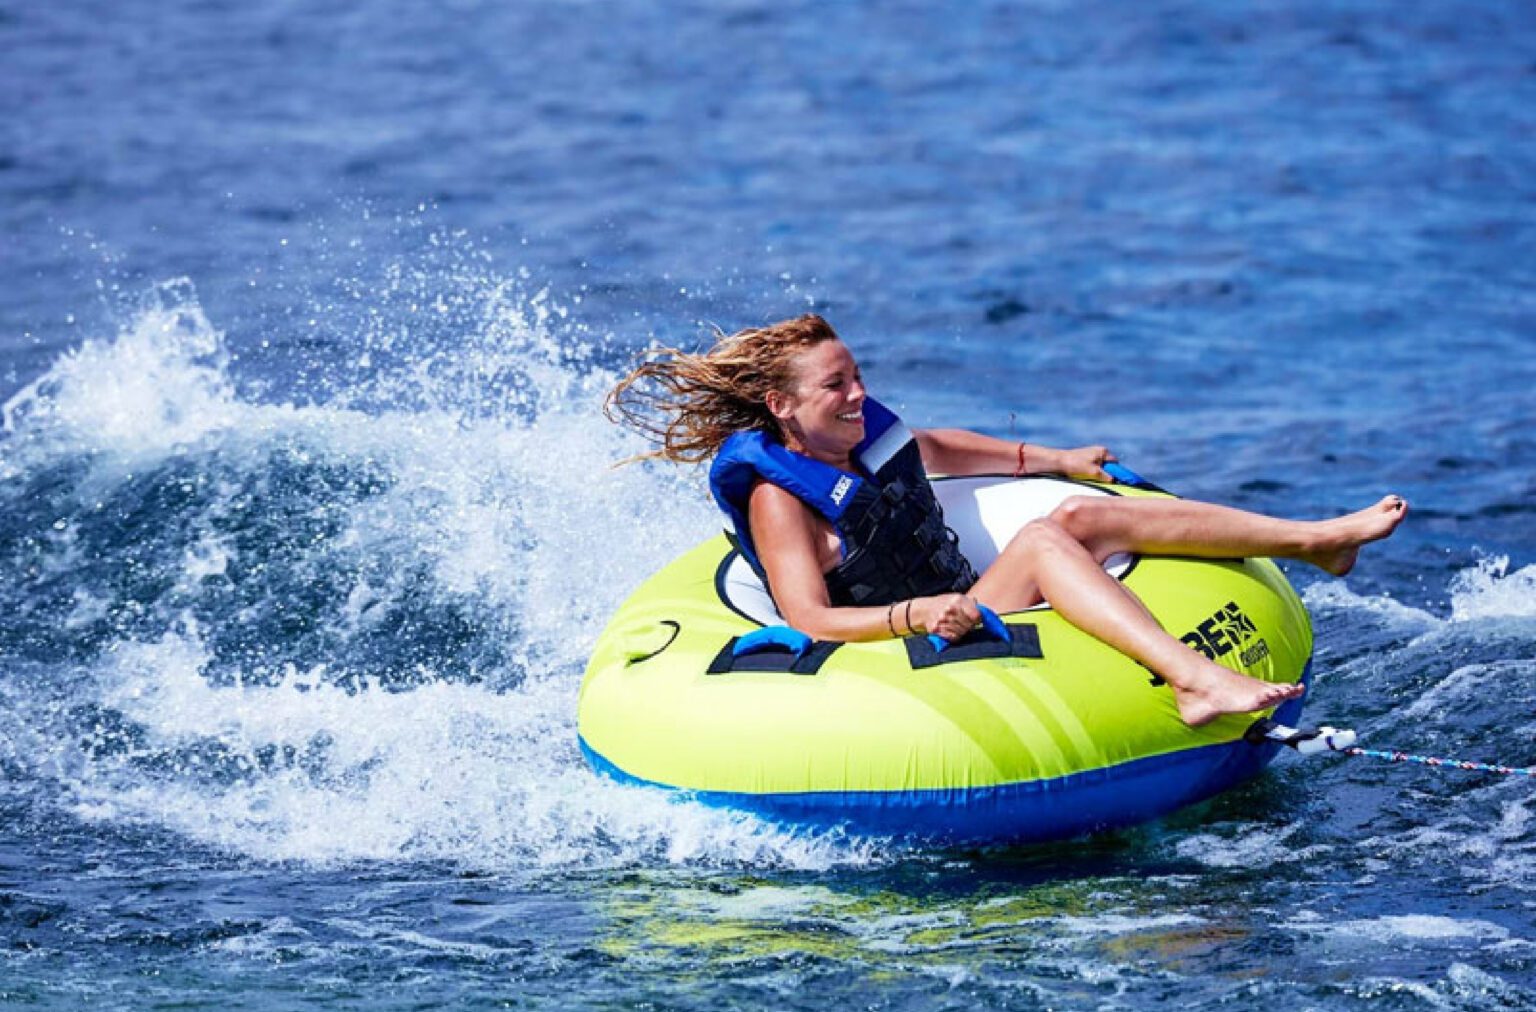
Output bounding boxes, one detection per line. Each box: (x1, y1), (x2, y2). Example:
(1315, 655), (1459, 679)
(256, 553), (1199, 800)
(1013, 442), (1027, 477)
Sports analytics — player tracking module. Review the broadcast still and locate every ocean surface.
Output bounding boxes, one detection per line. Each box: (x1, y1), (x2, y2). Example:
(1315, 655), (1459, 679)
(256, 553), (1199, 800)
(3, 1), (1535, 1008)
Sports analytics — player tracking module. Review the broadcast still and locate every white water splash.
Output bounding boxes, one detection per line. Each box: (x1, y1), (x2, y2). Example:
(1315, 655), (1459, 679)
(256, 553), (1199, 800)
(1303, 554), (1536, 629)
(68, 628), (868, 871)
(1301, 581), (1439, 630)
(2, 277), (883, 873)
(2, 278), (240, 463)
(1448, 556), (1536, 622)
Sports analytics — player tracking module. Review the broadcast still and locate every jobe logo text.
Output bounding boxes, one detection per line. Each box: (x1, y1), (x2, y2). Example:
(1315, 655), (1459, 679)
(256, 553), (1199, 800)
(1180, 601), (1271, 667)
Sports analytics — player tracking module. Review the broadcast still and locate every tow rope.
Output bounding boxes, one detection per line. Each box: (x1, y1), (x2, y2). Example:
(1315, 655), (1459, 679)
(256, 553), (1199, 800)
(1246, 719), (1536, 777)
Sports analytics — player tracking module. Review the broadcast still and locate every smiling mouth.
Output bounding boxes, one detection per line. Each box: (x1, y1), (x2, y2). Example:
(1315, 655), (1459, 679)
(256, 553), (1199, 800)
(836, 411), (864, 423)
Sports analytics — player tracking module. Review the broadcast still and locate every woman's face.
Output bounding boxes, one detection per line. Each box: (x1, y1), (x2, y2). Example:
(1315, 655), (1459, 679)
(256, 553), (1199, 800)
(770, 339), (867, 461)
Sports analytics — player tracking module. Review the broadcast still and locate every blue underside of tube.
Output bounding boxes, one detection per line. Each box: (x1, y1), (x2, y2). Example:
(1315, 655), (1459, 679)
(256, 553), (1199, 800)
(581, 663), (1310, 844)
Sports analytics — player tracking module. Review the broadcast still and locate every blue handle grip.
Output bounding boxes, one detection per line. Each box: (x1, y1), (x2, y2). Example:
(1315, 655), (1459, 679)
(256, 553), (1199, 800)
(1102, 461), (1148, 487)
(927, 604), (1010, 654)
(732, 625), (813, 661)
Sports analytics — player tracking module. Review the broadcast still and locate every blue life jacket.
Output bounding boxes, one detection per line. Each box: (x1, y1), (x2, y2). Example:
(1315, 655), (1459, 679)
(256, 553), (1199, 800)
(708, 397), (977, 607)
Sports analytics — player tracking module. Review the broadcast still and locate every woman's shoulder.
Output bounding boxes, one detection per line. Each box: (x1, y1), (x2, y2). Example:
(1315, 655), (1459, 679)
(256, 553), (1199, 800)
(748, 475), (806, 512)
(747, 477), (826, 530)
(747, 476), (839, 571)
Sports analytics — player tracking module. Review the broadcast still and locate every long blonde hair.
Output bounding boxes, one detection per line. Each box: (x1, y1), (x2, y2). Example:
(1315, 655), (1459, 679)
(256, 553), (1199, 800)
(604, 314), (839, 463)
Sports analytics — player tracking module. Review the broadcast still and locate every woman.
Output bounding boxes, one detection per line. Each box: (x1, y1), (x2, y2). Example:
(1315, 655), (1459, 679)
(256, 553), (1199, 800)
(607, 315), (1406, 726)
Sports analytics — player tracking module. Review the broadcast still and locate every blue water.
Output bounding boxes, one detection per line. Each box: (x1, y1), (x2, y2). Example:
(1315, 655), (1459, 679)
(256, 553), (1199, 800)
(3, 1), (1535, 1007)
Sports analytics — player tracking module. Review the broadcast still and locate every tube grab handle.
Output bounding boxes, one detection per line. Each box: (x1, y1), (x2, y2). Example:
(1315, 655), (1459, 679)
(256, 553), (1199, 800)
(1102, 461), (1148, 487)
(732, 625), (813, 662)
(928, 604), (1010, 654)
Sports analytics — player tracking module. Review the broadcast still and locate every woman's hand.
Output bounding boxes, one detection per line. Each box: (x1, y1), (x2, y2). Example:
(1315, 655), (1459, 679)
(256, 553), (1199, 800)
(1052, 445), (1116, 480)
(908, 593), (983, 642)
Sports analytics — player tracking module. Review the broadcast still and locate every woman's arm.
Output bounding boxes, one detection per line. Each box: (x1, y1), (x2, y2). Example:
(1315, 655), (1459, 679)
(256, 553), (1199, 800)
(913, 428), (1115, 480)
(748, 480), (979, 642)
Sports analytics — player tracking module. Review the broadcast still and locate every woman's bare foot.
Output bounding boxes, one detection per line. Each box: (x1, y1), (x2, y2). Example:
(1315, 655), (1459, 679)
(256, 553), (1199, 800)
(1168, 658), (1306, 727)
(1301, 495), (1409, 576)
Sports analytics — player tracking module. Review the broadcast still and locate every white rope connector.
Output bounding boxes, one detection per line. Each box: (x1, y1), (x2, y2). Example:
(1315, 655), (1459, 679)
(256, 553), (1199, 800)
(1245, 719), (1358, 755)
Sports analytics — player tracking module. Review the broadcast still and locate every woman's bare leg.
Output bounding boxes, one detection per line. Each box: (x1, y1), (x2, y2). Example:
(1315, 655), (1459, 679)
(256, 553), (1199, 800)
(970, 519), (1304, 727)
(1050, 495), (1407, 575)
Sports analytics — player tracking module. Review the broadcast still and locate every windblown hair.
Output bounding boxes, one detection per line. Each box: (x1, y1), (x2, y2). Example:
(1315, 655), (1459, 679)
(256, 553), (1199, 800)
(605, 314), (840, 463)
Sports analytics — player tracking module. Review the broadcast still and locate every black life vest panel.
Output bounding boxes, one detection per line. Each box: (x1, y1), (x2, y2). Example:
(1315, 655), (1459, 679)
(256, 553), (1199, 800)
(708, 398), (977, 608)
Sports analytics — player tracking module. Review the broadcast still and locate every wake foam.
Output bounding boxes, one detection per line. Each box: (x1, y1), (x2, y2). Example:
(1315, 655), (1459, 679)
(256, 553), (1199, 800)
(65, 629), (872, 870)
(0, 276), (881, 872)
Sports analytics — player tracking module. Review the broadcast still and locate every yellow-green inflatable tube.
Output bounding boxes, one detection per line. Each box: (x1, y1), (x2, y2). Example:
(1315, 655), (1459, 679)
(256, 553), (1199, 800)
(579, 473), (1312, 842)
